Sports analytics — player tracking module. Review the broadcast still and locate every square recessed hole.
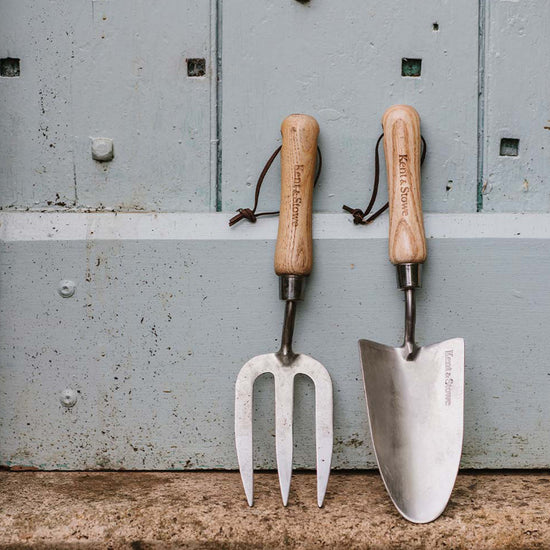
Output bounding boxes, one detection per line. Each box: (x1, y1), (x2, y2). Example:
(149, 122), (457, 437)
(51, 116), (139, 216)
(500, 138), (519, 157)
(0, 58), (20, 77)
(402, 58), (421, 77)
(433, 22), (439, 31)
(187, 58), (205, 77)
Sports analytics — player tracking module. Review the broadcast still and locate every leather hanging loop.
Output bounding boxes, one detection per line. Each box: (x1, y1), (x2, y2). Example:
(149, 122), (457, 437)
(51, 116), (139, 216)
(343, 134), (427, 225)
(229, 145), (322, 227)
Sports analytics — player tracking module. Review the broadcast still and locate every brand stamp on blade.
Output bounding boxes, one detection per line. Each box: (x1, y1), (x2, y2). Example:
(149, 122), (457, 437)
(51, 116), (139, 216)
(444, 350), (454, 406)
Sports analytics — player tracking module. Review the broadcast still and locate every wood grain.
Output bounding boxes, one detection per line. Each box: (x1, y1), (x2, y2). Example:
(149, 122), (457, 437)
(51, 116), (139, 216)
(382, 105), (427, 265)
(274, 114), (319, 276)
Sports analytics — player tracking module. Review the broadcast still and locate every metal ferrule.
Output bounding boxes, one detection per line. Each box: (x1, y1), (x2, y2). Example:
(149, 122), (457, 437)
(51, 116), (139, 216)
(396, 263), (422, 290)
(279, 274), (306, 301)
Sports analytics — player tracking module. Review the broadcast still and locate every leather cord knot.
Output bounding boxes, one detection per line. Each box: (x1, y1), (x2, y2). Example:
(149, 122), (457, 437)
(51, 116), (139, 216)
(229, 145), (322, 227)
(341, 206), (368, 225)
(229, 208), (257, 227)
(343, 134), (426, 225)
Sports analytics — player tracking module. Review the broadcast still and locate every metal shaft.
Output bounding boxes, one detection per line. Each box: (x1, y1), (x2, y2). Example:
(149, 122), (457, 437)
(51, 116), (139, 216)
(396, 264), (420, 359)
(278, 300), (297, 363)
(277, 275), (304, 364)
(403, 288), (416, 358)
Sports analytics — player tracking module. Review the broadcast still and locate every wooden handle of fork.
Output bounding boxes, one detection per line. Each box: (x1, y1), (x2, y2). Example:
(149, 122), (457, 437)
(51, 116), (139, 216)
(382, 105), (427, 265)
(274, 114), (319, 276)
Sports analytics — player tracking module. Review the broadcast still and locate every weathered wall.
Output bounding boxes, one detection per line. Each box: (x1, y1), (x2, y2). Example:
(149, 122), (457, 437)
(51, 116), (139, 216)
(0, 1), (549, 470)
(0, 0), (215, 211)
(221, 1), (479, 213)
(1, 0), (549, 214)
(0, 213), (549, 470)
(481, 0), (550, 211)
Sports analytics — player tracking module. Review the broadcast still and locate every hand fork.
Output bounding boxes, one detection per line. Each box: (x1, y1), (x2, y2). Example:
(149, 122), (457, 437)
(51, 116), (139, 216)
(234, 114), (333, 507)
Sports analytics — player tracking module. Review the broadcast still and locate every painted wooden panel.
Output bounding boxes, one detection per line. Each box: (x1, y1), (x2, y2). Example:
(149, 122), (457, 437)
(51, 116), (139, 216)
(221, 1), (479, 215)
(0, 213), (548, 470)
(481, 0), (550, 212)
(0, 0), (214, 212)
(1, 0), (550, 474)
(0, 1), (77, 208)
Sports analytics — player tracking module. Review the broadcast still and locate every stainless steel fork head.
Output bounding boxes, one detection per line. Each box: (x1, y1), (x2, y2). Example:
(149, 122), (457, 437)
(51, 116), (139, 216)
(235, 352), (333, 507)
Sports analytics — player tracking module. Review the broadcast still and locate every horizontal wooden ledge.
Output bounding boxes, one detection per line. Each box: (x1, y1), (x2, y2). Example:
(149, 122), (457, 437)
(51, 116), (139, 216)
(0, 212), (549, 242)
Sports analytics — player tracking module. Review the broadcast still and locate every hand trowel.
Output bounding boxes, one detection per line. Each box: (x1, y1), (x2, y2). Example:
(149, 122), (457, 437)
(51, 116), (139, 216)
(359, 105), (464, 523)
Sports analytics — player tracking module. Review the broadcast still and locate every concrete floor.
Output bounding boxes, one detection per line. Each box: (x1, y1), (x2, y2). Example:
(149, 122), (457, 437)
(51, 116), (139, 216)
(0, 471), (549, 549)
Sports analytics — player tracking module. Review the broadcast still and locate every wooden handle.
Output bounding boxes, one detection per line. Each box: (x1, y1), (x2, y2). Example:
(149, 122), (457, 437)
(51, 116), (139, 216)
(274, 114), (319, 276)
(382, 105), (427, 265)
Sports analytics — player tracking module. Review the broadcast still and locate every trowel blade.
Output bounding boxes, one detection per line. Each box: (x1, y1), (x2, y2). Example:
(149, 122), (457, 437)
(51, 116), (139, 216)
(359, 337), (464, 523)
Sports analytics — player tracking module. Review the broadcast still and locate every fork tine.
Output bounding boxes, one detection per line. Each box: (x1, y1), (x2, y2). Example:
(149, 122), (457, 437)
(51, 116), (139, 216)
(313, 368), (333, 507)
(297, 360), (334, 507)
(235, 363), (258, 506)
(274, 368), (295, 506)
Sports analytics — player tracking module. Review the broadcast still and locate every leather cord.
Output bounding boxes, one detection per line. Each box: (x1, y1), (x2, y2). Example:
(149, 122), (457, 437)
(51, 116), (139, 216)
(229, 145), (322, 227)
(343, 134), (427, 225)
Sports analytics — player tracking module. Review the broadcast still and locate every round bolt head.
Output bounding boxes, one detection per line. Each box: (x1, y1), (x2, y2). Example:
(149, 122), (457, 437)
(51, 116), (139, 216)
(60, 388), (78, 408)
(91, 137), (114, 162)
(58, 279), (76, 298)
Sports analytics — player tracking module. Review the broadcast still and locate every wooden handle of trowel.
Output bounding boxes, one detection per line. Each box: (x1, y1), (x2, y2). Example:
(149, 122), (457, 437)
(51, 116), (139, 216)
(382, 105), (427, 265)
(274, 114), (319, 276)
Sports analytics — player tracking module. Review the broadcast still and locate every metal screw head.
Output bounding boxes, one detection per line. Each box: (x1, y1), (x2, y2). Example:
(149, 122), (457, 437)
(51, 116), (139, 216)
(60, 388), (78, 408)
(58, 279), (76, 298)
(91, 137), (114, 162)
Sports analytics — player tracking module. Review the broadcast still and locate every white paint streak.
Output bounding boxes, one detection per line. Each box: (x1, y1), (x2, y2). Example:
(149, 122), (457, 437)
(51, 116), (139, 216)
(1, 212), (549, 242)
